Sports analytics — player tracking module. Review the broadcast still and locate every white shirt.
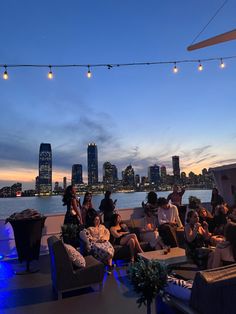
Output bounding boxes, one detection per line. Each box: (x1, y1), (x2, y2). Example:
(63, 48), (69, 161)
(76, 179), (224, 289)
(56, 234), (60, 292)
(158, 204), (183, 228)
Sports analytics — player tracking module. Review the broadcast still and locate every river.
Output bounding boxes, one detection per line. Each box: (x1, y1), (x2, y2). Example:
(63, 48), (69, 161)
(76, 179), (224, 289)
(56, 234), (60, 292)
(0, 190), (212, 219)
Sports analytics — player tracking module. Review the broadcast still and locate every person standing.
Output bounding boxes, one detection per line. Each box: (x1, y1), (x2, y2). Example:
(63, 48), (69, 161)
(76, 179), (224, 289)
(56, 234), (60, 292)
(63, 185), (83, 225)
(81, 191), (94, 226)
(167, 185), (185, 207)
(99, 191), (117, 227)
(211, 188), (224, 215)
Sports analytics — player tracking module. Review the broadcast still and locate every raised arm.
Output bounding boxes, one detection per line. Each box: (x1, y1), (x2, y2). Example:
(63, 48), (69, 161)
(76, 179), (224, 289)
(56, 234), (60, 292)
(71, 198), (83, 224)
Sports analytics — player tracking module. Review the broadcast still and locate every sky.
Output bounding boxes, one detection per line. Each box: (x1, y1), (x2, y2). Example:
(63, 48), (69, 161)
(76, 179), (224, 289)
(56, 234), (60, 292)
(0, 0), (236, 189)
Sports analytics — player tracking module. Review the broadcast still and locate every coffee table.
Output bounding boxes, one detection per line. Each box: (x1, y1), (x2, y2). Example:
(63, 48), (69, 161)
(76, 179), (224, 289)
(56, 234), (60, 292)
(138, 247), (188, 266)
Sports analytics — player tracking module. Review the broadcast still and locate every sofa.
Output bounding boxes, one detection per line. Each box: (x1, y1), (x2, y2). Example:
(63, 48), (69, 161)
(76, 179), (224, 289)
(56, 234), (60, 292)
(80, 219), (152, 262)
(167, 263), (236, 314)
(47, 236), (104, 299)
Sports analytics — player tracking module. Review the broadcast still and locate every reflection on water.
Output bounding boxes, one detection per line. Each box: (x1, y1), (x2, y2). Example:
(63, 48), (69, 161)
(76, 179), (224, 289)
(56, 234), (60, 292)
(0, 190), (212, 219)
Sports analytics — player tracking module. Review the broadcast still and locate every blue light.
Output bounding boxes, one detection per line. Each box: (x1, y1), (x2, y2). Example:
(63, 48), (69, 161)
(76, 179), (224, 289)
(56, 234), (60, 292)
(0, 255), (4, 260)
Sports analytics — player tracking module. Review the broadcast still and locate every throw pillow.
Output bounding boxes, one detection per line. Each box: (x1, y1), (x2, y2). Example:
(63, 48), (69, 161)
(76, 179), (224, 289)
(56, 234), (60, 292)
(64, 243), (86, 268)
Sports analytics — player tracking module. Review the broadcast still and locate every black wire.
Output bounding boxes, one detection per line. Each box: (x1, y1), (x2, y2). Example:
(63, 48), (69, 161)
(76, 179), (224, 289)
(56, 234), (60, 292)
(1, 54), (236, 70)
(190, 0), (229, 45)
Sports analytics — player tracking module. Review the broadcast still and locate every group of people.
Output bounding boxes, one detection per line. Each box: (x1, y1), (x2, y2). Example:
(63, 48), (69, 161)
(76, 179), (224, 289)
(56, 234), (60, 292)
(62, 185), (236, 274)
(62, 186), (144, 273)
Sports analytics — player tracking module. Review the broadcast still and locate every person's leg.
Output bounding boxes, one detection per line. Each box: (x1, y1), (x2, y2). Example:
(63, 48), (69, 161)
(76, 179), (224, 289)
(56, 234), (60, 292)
(127, 238), (136, 262)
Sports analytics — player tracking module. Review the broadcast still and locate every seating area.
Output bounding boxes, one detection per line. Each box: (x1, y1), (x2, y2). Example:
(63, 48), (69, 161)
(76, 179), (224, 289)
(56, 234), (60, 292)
(47, 236), (104, 299)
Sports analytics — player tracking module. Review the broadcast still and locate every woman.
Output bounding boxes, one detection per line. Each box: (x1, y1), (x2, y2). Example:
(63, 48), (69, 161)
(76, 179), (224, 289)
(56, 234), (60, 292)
(81, 192), (94, 226)
(211, 222), (236, 268)
(185, 210), (211, 266)
(110, 213), (144, 263)
(142, 191), (158, 216)
(140, 210), (166, 250)
(87, 214), (114, 274)
(213, 203), (229, 235)
(99, 191), (117, 227)
(211, 188), (224, 215)
(63, 185), (82, 225)
(198, 207), (215, 233)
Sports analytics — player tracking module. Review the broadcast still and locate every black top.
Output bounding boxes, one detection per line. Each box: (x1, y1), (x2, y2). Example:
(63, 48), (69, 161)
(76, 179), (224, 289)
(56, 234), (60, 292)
(99, 198), (115, 222)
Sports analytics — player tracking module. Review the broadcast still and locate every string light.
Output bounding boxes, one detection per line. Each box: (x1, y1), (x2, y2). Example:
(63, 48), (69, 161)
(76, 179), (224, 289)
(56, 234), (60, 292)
(3, 65), (8, 80)
(198, 61), (203, 71)
(87, 66), (92, 78)
(47, 66), (53, 79)
(0, 54), (235, 80)
(220, 58), (225, 69)
(173, 62), (179, 73)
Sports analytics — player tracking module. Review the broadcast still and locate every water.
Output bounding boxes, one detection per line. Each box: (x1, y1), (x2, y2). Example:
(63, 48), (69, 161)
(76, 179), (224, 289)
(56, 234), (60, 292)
(0, 190), (212, 219)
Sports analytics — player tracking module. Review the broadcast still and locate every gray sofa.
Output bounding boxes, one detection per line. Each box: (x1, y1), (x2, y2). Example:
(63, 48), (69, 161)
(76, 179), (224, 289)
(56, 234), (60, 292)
(168, 263), (236, 314)
(47, 236), (104, 299)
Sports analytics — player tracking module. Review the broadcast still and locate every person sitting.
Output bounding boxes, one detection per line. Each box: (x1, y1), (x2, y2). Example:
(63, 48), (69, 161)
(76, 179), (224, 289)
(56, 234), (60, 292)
(198, 207), (215, 233)
(157, 197), (183, 248)
(213, 203), (229, 235)
(99, 191), (117, 227)
(110, 213), (144, 263)
(142, 191), (159, 216)
(184, 210), (211, 267)
(86, 213), (114, 274)
(210, 222), (236, 268)
(211, 188), (224, 215)
(139, 209), (166, 250)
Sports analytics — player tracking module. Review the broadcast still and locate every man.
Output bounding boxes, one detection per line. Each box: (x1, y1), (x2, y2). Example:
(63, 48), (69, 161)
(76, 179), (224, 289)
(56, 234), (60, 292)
(157, 197), (183, 247)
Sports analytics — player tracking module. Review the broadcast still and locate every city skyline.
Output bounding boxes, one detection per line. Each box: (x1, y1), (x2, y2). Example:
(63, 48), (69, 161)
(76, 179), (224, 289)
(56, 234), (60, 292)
(1, 1), (236, 189)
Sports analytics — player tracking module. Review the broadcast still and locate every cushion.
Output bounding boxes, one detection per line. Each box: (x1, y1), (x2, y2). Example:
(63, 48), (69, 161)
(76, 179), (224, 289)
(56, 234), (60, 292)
(79, 229), (92, 252)
(165, 275), (193, 302)
(64, 243), (86, 268)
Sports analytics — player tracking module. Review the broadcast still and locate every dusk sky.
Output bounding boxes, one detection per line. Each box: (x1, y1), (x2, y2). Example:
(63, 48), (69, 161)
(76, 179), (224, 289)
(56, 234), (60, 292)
(1, 0), (236, 189)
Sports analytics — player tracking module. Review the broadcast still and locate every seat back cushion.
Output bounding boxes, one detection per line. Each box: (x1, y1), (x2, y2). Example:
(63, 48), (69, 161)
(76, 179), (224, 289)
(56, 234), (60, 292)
(64, 243), (86, 268)
(190, 264), (236, 314)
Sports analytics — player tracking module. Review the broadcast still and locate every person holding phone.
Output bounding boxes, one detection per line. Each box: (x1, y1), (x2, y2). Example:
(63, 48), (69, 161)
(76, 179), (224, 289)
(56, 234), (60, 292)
(99, 191), (117, 227)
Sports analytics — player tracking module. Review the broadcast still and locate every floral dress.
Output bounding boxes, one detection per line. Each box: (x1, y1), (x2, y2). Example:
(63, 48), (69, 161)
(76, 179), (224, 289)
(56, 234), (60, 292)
(87, 224), (114, 262)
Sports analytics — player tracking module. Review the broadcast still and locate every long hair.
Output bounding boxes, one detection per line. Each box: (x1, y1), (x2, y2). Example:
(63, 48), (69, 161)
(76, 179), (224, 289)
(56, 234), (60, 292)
(104, 190), (111, 199)
(224, 222), (236, 261)
(110, 213), (120, 227)
(83, 191), (92, 206)
(62, 185), (74, 206)
(186, 210), (196, 224)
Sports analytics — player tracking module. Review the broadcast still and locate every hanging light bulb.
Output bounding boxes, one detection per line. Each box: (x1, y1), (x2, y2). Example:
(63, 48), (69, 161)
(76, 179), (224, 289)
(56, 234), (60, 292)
(87, 66), (92, 78)
(220, 58), (225, 69)
(173, 62), (179, 73)
(3, 65), (8, 80)
(198, 61), (203, 71)
(48, 66), (53, 79)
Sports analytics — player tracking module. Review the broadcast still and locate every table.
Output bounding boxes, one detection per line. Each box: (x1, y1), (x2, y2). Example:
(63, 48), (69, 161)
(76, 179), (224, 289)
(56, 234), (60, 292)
(138, 247), (188, 266)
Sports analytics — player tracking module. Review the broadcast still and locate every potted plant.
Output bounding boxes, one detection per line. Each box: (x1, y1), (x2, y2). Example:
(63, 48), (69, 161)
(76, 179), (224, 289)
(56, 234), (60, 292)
(128, 258), (168, 314)
(61, 224), (80, 248)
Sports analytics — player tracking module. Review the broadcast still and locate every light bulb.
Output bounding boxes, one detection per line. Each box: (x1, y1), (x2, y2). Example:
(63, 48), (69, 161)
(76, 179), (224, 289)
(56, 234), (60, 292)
(173, 63), (178, 73)
(87, 66), (92, 78)
(3, 70), (8, 80)
(220, 59), (225, 69)
(198, 63), (203, 71)
(3, 66), (8, 80)
(48, 66), (53, 79)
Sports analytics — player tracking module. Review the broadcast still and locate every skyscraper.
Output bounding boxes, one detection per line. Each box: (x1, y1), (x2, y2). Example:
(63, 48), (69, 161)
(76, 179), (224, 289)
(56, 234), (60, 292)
(103, 161), (118, 184)
(87, 143), (98, 185)
(122, 165), (135, 187)
(39, 143), (52, 195)
(63, 176), (67, 190)
(172, 155), (180, 181)
(148, 164), (160, 185)
(72, 164), (83, 185)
